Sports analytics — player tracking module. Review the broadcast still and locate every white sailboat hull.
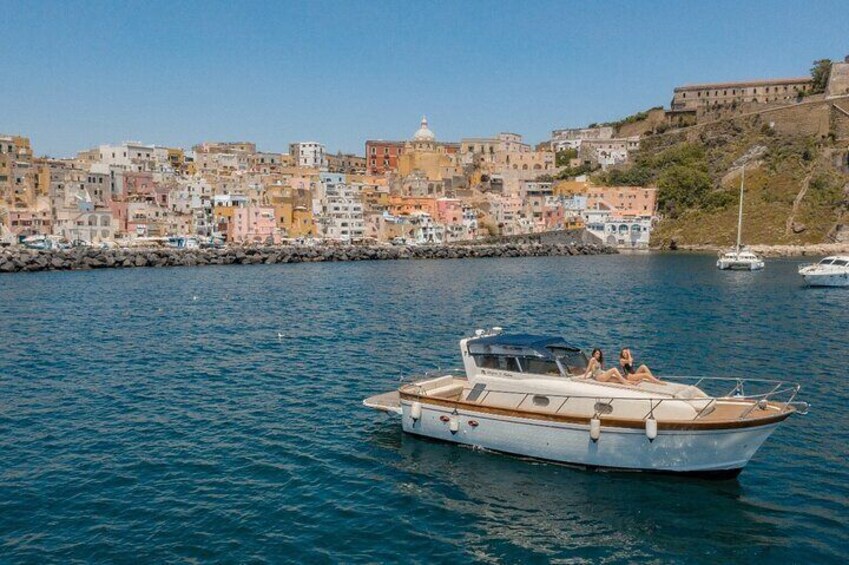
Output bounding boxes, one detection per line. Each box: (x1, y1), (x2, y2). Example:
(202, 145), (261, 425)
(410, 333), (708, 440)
(401, 401), (779, 476)
(717, 258), (765, 270)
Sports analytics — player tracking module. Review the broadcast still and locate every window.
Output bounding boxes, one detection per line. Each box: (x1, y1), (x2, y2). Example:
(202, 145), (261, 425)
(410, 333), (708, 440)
(521, 358), (560, 375)
(473, 354), (520, 372)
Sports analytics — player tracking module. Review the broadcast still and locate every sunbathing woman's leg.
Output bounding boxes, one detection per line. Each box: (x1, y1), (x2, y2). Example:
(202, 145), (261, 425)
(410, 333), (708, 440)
(627, 369), (665, 385)
(598, 368), (632, 385)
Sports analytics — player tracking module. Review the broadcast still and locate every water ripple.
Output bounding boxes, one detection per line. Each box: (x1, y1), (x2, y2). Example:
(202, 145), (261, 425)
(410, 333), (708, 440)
(0, 254), (847, 563)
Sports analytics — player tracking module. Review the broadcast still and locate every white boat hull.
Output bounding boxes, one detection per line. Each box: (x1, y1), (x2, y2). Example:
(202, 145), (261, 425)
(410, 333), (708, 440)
(401, 401), (779, 476)
(801, 272), (849, 287)
(717, 260), (764, 271)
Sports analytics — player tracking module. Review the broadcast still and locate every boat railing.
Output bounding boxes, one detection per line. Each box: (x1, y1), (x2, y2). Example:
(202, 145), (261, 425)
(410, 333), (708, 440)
(404, 375), (808, 421)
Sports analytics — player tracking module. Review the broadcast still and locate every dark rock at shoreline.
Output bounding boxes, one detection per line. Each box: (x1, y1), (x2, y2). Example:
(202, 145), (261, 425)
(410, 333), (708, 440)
(0, 242), (616, 274)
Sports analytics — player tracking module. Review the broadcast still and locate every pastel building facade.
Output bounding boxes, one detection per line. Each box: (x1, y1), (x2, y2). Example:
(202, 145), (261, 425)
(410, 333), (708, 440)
(290, 142), (327, 169)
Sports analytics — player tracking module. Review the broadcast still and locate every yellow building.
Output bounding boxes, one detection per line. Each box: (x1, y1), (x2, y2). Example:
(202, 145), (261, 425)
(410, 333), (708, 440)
(167, 148), (185, 171)
(553, 180), (589, 196)
(269, 186), (314, 237)
(397, 117), (454, 181)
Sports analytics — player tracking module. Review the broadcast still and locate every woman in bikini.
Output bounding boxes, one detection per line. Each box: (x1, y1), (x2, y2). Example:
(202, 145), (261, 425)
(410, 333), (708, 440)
(619, 347), (665, 385)
(583, 348), (632, 385)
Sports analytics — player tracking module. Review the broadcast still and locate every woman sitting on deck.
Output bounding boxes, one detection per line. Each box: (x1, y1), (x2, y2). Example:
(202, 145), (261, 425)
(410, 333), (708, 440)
(583, 349), (632, 385)
(619, 348), (665, 385)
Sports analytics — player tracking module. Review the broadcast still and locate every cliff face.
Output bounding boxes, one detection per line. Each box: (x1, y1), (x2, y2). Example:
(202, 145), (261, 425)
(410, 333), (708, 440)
(613, 98), (849, 247)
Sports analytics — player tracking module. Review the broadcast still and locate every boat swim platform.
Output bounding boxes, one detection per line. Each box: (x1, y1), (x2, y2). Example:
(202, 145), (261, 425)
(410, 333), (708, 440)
(363, 391), (402, 415)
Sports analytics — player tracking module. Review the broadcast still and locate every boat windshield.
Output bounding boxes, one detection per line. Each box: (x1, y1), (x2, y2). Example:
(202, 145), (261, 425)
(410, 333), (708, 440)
(819, 258), (835, 265)
(549, 347), (589, 376)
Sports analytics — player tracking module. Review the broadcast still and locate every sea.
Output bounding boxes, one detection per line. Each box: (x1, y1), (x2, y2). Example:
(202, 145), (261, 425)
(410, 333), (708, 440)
(1, 253), (847, 563)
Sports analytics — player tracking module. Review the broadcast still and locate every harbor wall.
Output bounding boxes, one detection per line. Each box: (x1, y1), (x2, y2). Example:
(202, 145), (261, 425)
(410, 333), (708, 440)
(0, 242), (616, 274)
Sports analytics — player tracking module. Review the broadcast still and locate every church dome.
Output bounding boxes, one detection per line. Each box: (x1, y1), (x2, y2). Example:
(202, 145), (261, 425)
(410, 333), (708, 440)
(412, 116), (436, 142)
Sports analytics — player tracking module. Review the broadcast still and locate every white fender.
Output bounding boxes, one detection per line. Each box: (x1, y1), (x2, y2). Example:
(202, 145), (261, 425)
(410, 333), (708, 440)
(645, 418), (657, 441)
(449, 418), (459, 434)
(410, 402), (422, 421)
(590, 417), (601, 442)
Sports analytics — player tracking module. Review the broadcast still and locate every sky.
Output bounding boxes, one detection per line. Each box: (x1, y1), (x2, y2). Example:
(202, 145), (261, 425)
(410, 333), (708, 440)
(1, 0), (847, 157)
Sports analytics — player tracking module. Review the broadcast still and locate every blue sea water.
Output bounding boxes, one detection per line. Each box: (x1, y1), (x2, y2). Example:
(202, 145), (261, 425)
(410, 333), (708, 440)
(0, 253), (847, 564)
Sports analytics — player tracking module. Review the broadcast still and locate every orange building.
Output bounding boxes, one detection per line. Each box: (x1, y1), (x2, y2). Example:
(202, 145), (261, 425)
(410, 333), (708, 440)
(586, 186), (657, 216)
(365, 141), (405, 175)
(387, 195), (438, 218)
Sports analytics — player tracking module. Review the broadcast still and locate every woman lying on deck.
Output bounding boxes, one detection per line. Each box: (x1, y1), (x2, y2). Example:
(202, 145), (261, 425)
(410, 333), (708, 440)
(583, 349), (633, 385)
(619, 348), (665, 385)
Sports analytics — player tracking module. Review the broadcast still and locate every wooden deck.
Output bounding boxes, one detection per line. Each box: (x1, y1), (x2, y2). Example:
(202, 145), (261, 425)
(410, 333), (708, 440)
(695, 400), (780, 423)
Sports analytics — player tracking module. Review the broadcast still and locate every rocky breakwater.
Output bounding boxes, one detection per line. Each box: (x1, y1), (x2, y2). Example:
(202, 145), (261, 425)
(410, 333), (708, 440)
(0, 242), (615, 274)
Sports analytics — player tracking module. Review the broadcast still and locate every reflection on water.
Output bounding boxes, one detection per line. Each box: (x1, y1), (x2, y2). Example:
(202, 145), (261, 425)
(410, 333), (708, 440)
(0, 253), (847, 563)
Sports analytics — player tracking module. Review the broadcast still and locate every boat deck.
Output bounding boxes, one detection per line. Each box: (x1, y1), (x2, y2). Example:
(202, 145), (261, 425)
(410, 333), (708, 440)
(693, 401), (779, 422)
(363, 391), (402, 415)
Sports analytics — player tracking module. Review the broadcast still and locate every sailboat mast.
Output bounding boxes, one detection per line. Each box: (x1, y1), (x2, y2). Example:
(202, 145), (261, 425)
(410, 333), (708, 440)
(736, 165), (745, 253)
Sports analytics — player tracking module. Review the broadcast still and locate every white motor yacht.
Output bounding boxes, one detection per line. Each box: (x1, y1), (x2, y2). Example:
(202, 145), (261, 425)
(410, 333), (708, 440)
(717, 165), (764, 271)
(364, 329), (806, 478)
(798, 256), (849, 287)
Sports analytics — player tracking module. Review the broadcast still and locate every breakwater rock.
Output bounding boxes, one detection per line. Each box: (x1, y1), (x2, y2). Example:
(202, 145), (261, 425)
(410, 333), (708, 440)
(0, 242), (615, 274)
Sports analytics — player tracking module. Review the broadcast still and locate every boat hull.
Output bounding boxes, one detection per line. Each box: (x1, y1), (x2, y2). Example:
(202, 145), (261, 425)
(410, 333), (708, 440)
(401, 401), (781, 476)
(801, 272), (849, 287)
(717, 260), (764, 271)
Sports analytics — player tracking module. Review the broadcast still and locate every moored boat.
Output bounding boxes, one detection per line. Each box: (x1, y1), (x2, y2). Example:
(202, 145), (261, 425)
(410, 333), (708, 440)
(364, 329), (807, 478)
(717, 165), (764, 271)
(798, 256), (849, 287)
(717, 249), (765, 270)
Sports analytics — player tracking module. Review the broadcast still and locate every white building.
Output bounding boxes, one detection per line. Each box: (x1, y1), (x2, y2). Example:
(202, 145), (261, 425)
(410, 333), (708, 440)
(319, 173), (364, 241)
(290, 142), (327, 169)
(170, 177), (214, 236)
(550, 126), (614, 152)
(583, 203), (653, 249)
(95, 142), (157, 172)
(580, 137), (640, 168)
(409, 211), (444, 244)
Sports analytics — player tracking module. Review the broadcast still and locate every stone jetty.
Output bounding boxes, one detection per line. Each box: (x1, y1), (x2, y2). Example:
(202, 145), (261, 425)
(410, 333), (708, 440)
(0, 242), (615, 274)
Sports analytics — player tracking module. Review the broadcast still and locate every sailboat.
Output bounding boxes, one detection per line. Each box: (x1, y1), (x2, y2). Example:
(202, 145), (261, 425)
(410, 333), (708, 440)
(717, 166), (765, 271)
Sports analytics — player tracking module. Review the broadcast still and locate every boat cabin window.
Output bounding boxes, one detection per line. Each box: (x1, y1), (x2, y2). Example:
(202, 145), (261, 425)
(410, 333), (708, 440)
(473, 354), (521, 372)
(831, 259), (848, 267)
(820, 258), (835, 265)
(519, 357), (561, 375)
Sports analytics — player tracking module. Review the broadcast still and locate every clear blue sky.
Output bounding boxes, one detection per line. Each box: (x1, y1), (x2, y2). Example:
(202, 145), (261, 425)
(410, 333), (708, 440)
(2, 0), (847, 157)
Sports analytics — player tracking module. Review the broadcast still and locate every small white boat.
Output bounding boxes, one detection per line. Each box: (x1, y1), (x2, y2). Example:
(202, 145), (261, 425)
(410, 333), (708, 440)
(364, 330), (807, 478)
(798, 256), (849, 287)
(718, 165), (764, 271)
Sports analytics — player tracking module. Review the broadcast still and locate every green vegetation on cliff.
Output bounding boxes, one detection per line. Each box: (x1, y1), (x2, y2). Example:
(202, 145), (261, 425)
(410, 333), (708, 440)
(595, 117), (848, 246)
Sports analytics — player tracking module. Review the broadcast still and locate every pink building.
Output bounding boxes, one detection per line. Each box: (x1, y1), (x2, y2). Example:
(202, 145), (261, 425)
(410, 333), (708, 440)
(229, 206), (278, 244)
(108, 201), (128, 233)
(124, 171), (155, 199)
(586, 186), (657, 216)
(7, 209), (52, 236)
(435, 198), (463, 225)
